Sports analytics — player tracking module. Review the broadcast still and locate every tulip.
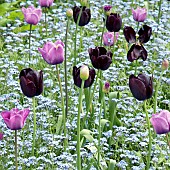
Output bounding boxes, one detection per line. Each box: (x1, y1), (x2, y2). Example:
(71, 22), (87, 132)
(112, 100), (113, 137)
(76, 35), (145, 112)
(22, 6), (42, 25)
(0, 133), (3, 140)
(150, 110), (170, 134)
(127, 44), (147, 62)
(88, 47), (113, 70)
(73, 6), (91, 26)
(19, 68), (43, 98)
(162, 59), (169, 70)
(38, 0), (54, 7)
(132, 7), (147, 22)
(1, 108), (30, 130)
(103, 5), (112, 12)
(138, 25), (152, 44)
(106, 13), (122, 32)
(73, 65), (95, 88)
(102, 82), (110, 93)
(103, 32), (119, 46)
(38, 40), (64, 65)
(123, 26), (136, 44)
(80, 65), (89, 81)
(129, 73), (153, 101)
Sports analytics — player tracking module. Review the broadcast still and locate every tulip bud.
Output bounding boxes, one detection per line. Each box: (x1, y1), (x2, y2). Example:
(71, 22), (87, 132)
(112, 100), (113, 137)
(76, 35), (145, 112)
(66, 9), (73, 17)
(162, 59), (169, 70)
(80, 65), (89, 80)
(103, 5), (112, 16)
(80, 0), (87, 6)
(102, 82), (110, 93)
(0, 133), (3, 140)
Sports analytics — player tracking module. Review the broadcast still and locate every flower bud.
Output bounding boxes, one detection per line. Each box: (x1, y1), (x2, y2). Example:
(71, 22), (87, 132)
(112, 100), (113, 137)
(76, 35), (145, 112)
(80, 65), (89, 80)
(162, 59), (169, 70)
(66, 9), (73, 17)
(80, 0), (87, 6)
(102, 82), (110, 93)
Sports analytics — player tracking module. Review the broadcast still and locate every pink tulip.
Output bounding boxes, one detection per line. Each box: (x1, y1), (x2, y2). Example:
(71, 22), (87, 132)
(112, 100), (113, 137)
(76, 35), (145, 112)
(38, 40), (64, 65)
(39, 0), (54, 7)
(22, 6), (42, 25)
(1, 108), (30, 130)
(0, 133), (3, 140)
(103, 32), (119, 46)
(132, 7), (147, 22)
(150, 110), (170, 134)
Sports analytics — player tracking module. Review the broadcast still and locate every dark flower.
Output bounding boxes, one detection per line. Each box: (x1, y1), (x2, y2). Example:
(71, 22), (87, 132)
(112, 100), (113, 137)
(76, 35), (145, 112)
(88, 47), (112, 70)
(73, 6), (91, 26)
(123, 26), (136, 43)
(73, 66), (95, 88)
(106, 13), (122, 32)
(103, 5), (112, 12)
(127, 44), (147, 62)
(19, 68), (43, 97)
(138, 25), (152, 44)
(129, 73), (153, 101)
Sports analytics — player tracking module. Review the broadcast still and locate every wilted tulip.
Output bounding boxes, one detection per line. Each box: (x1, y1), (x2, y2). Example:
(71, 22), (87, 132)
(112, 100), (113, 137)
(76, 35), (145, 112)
(73, 66), (95, 88)
(39, 0), (54, 7)
(129, 73), (153, 101)
(19, 68), (43, 98)
(103, 32), (119, 46)
(138, 25), (152, 43)
(73, 6), (91, 26)
(127, 44), (147, 62)
(150, 110), (170, 134)
(123, 26), (136, 43)
(1, 108), (30, 130)
(132, 7), (147, 22)
(0, 133), (3, 140)
(22, 6), (42, 25)
(88, 47), (112, 70)
(106, 13), (122, 32)
(38, 40), (64, 65)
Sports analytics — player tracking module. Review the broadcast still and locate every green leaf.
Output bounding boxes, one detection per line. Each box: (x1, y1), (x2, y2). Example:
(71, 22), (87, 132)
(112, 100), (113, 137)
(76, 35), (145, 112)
(8, 11), (24, 21)
(80, 129), (92, 136)
(13, 25), (37, 33)
(0, 18), (11, 26)
(55, 115), (63, 135)
(101, 119), (109, 129)
(84, 134), (93, 142)
(108, 159), (116, 170)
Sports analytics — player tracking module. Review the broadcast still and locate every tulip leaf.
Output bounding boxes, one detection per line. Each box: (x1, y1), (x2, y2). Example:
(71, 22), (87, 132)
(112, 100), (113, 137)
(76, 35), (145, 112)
(108, 159), (116, 170)
(55, 115), (63, 135)
(83, 134), (93, 143)
(8, 11), (24, 20)
(13, 25), (37, 33)
(0, 18), (11, 26)
(101, 119), (109, 129)
(80, 129), (92, 136)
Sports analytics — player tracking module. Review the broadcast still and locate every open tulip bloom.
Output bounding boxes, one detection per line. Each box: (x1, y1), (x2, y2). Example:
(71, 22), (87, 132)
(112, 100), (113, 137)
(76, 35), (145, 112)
(103, 32), (119, 46)
(132, 7), (147, 22)
(38, 40), (64, 65)
(39, 0), (54, 7)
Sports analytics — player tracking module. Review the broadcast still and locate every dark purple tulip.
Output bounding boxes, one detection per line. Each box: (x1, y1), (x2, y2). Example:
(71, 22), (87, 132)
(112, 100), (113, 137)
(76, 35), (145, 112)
(106, 13), (122, 32)
(19, 68), (43, 98)
(73, 6), (91, 26)
(123, 26), (136, 43)
(103, 5), (112, 12)
(73, 66), (95, 88)
(129, 73), (153, 101)
(88, 47), (112, 70)
(138, 25), (152, 44)
(127, 44), (147, 62)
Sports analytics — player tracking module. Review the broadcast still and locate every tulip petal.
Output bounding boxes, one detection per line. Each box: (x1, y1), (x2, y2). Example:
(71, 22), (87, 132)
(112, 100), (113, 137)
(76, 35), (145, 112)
(123, 26), (136, 43)
(138, 25), (152, 44)
(1, 111), (11, 119)
(18, 109), (30, 125)
(55, 40), (65, 47)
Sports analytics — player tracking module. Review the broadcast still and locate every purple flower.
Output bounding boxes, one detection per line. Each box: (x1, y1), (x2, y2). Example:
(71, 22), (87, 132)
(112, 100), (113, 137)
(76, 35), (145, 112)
(150, 110), (170, 134)
(1, 108), (30, 130)
(39, 0), (54, 7)
(38, 40), (64, 65)
(0, 133), (3, 140)
(103, 32), (119, 46)
(103, 82), (110, 93)
(132, 7), (147, 22)
(22, 6), (42, 25)
(103, 5), (112, 12)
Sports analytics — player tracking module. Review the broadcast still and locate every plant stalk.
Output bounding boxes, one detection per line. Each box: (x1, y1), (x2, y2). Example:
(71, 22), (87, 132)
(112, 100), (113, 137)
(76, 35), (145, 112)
(32, 97), (36, 156)
(29, 24), (32, 62)
(15, 130), (18, 170)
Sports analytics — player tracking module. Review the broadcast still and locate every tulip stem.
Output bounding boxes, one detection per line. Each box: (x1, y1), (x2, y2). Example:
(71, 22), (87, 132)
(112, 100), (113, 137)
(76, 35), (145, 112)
(134, 60), (138, 76)
(74, 8), (83, 66)
(29, 24), (32, 62)
(45, 7), (47, 37)
(144, 100), (151, 170)
(136, 22), (139, 32)
(32, 97), (36, 156)
(166, 134), (170, 148)
(15, 130), (18, 170)
(154, 70), (163, 113)
(56, 65), (67, 151)
(100, 16), (106, 46)
(158, 0), (162, 24)
(77, 80), (85, 170)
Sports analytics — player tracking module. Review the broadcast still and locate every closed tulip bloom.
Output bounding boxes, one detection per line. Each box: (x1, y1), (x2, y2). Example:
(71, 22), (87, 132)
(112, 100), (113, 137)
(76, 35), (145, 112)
(0, 133), (3, 140)
(19, 68), (43, 98)
(73, 66), (95, 88)
(22, 6), (42, 25)
(103, 32), (119, 46)
(150, 110), (170, 134)
(127, 44), (147, 62)
(123, 26), (136, 43)
(1, 108), (30, 130)
(129, 73), (153, 101)
(73, 6), (91, 26)
(138, 25), (152, 43)
(88, 47), (113, 70)
(103, 5), (112, 12)
(39, 0), (54, 7)
(132, 7), (147, 22)
(38, 40), (64, 65)
(106, 13), (122, 32)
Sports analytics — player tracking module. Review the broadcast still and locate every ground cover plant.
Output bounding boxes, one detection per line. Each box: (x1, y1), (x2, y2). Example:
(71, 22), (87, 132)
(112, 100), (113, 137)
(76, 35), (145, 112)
(0, 0), (170, 169)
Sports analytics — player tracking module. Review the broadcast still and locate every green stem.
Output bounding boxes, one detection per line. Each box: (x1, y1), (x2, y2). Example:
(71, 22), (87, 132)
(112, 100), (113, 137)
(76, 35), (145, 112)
(100, 16), (105, 46)
(153, 70), (163, 113)
(15, 130), (18, 170)
(158, 0), (162, 24)
(166, 134), (170, 148)
(45, 7), (47, 37)
(144, 100), (151, 170)
(77, 80), (85, 170)
(136, 22), (139, 32)
(32, 97), (36, 156)
(56, 65), (67, 151)
(29, 24), (32, 62)
(134, 60), (138, 76)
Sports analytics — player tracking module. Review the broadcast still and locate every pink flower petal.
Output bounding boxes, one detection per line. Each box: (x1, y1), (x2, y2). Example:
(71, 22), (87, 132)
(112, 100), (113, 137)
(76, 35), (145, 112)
(54, 40), (65, 47)
(1, 111), (11, 119)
